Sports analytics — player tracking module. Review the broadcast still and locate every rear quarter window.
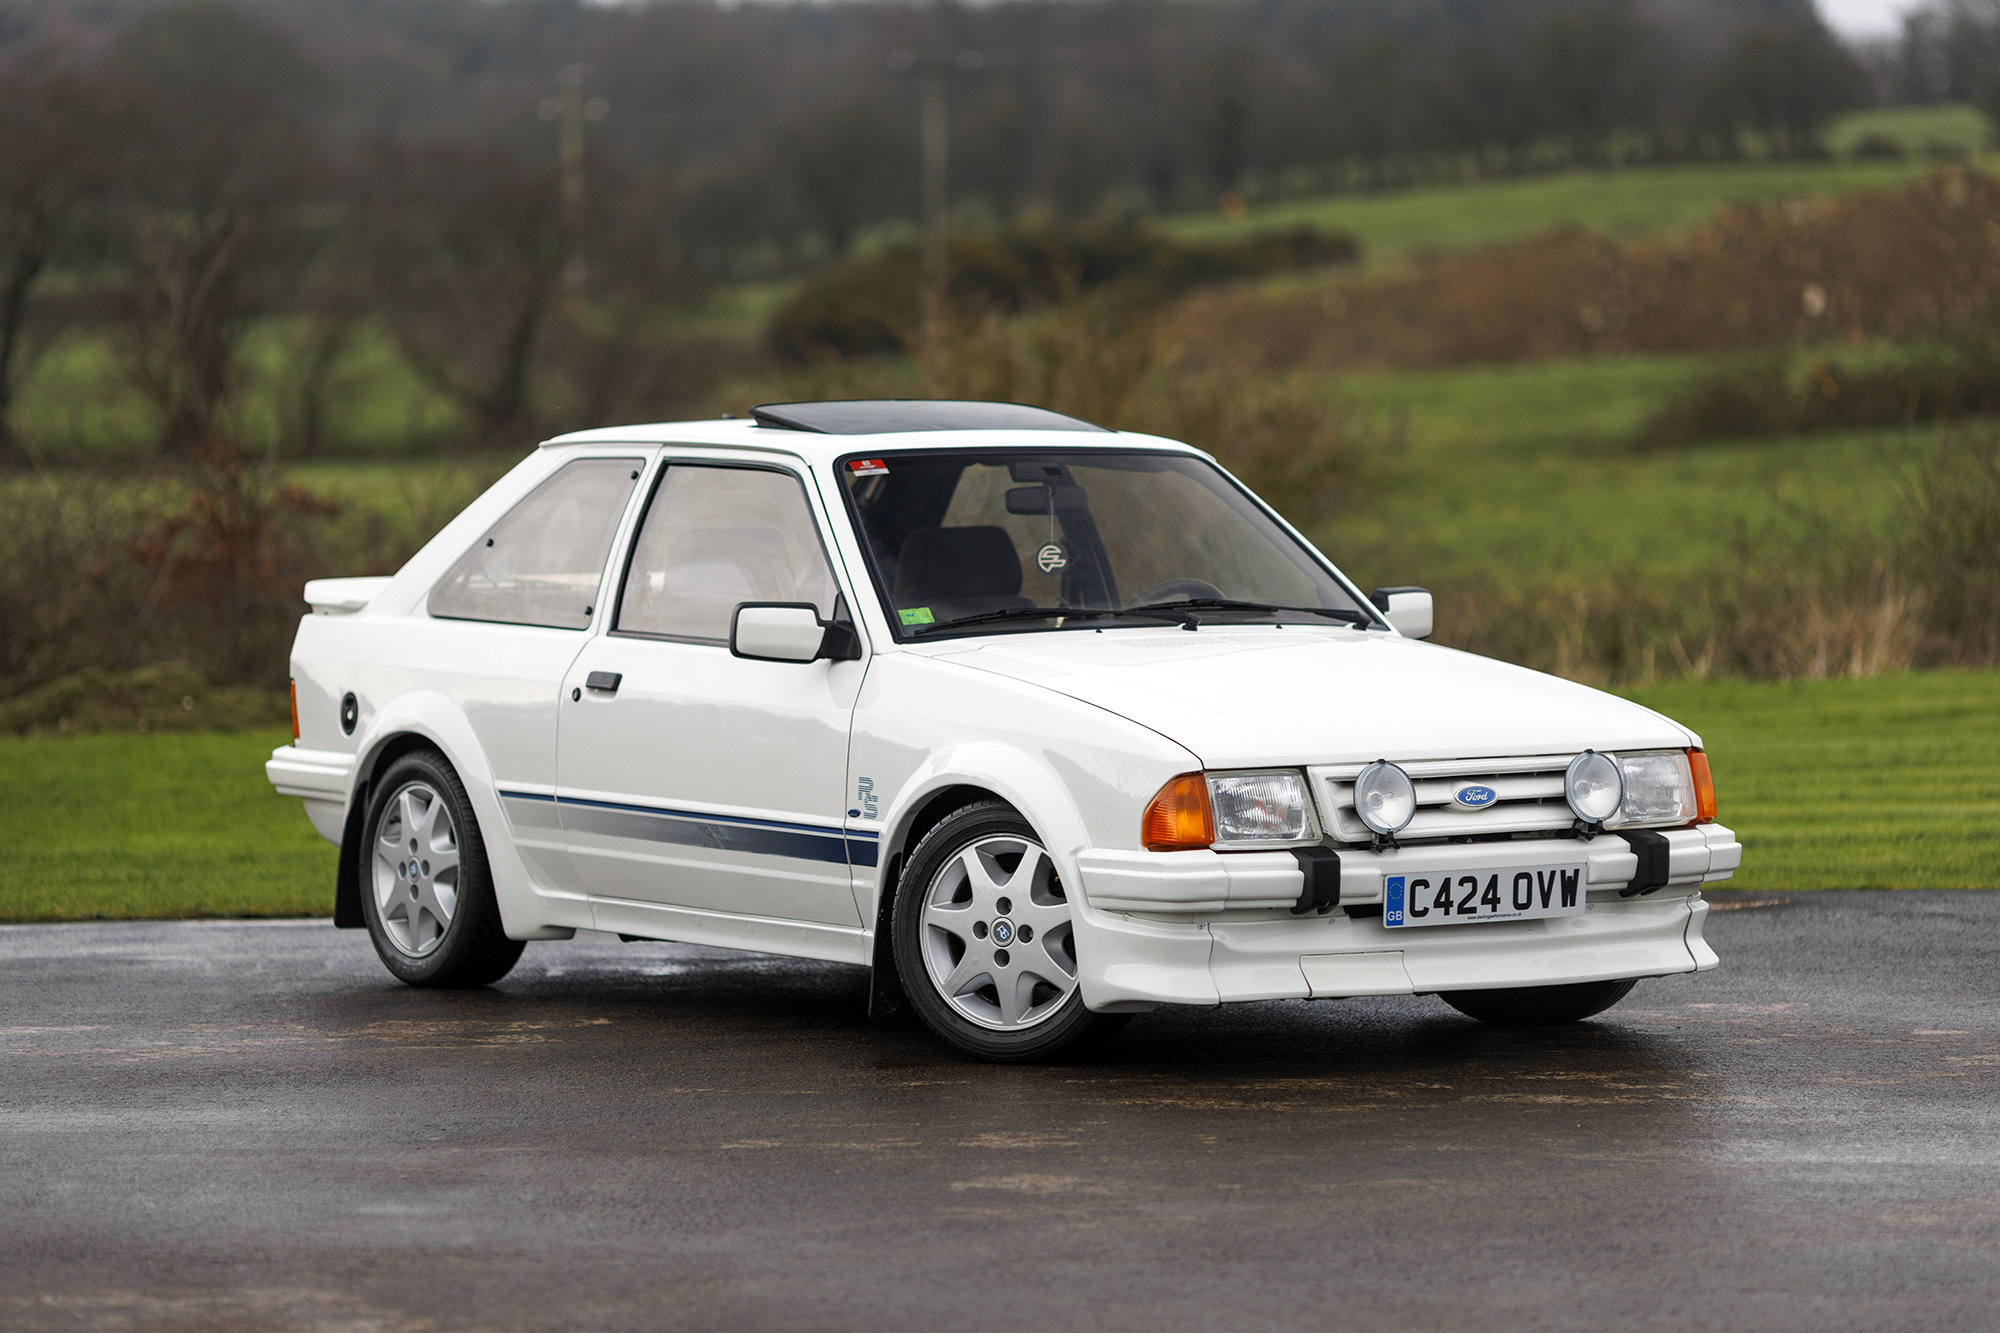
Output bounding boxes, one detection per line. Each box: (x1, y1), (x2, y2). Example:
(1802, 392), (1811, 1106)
(428, 458), (642, 629)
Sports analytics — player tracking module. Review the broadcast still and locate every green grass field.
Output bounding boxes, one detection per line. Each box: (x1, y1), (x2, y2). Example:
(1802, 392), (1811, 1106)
(0, 670), (1989, 923)
(0, 729), (334, 923)
(1824, 102), (1991, 158)
(1311, 353), (1935, 589)
(1626, 671), (2000, 890)
(1165, 157), (1961, 262)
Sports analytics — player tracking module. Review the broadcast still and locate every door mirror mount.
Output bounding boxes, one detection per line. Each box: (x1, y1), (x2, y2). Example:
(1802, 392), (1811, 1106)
(731, 603), (861, 662)
(1369, 587), (1434, 640)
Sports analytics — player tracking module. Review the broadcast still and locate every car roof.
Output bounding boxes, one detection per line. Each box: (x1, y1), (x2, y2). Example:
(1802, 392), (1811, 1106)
(539, 415), (1205, 466)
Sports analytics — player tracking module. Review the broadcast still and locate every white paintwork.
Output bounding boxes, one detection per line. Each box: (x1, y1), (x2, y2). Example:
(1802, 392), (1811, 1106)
(557, 634), (865, 927)
(1379, 589), (1433, 640)
(732, 605), (826, 662)
(1301, 951), (1415, 998)
(268, 416), (1737, 1010)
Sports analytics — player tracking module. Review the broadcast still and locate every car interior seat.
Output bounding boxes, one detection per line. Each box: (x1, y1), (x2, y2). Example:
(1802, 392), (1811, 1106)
(892, 525), (1033, 622)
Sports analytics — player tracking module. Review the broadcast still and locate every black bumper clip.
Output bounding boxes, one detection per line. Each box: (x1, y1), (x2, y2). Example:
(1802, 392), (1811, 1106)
(1615, 830), (1672, 897)
(1290, 848), (1343, 915)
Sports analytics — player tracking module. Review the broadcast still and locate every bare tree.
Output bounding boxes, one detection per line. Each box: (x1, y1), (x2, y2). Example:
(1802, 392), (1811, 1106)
(0, 39), (104, 465)
(98, 1), (326, 459)
(1703, 13), (1871, 156)
(362, 140), (568, 447)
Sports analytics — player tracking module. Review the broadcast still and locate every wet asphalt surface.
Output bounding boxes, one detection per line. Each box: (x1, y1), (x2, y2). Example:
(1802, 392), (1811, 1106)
(1, 890), (1995, 1333)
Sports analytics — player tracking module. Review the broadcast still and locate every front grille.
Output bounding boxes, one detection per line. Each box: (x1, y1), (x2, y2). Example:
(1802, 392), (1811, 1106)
(1309, 755), (1577, 845)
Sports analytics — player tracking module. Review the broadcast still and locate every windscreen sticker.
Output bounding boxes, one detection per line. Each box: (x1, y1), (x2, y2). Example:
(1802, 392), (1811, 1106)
(898, 607), (935, 625)
(848, 458), (889, 476)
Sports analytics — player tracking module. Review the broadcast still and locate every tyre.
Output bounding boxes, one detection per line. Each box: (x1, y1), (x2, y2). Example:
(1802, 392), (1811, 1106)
(359, 748), (524, 988)
(893, 801), (1129, 1063)
(1439, 977), (1637, 1027)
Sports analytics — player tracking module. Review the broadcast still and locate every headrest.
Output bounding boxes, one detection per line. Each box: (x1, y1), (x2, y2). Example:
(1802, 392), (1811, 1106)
(893, 526), (1024, 603)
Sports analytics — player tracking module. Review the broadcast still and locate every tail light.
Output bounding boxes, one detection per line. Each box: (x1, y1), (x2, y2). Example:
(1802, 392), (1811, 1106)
(289, 680), (300, 742)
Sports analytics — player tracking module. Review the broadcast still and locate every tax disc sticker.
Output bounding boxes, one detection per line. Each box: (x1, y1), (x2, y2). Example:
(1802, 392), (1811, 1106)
(1035, 542), (1068, 574)
(848, 458), (889, 476)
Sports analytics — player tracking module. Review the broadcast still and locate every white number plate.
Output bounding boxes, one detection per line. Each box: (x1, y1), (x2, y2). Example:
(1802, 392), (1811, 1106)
(1383, 864), (1586, 928)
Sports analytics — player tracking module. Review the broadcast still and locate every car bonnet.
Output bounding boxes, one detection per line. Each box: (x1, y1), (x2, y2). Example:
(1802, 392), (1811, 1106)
(917, 627), (1695, 769)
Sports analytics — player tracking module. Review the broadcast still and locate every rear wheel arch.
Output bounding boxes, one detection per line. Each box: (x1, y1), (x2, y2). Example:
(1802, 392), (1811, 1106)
(356, 746), (525, 987)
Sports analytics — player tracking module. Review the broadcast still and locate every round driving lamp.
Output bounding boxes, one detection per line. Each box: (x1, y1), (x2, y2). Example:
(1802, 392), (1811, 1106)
(1565, 750), (1623, 826)
(1353, 760), (1417, 835)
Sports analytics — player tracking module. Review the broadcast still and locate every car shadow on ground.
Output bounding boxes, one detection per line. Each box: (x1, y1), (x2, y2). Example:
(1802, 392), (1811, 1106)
(332, 936), (1717, 1104)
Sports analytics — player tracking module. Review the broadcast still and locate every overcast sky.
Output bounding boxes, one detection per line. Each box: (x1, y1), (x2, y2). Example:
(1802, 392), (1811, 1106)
(1819, 0), (1924, 40)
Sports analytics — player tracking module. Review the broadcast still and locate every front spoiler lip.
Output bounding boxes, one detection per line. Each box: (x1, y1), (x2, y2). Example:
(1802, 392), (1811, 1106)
(1068, 888), (1720, 1010)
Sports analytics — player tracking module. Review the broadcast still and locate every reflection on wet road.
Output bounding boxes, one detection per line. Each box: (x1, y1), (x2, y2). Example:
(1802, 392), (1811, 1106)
(2, 890), (1993, 1331)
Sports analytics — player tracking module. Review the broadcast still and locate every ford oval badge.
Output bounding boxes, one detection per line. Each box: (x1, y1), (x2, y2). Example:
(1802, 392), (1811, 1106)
(1453, 784), (1499, 810)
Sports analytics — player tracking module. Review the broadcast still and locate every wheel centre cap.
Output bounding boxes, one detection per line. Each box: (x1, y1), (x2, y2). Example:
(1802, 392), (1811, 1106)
(991, 919), (1015, 946)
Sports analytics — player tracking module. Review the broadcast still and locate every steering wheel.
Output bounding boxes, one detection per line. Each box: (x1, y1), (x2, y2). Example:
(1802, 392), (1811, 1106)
(1131, 578), (1224, 607)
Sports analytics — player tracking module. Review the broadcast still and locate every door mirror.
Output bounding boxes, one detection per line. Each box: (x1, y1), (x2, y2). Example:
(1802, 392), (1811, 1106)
(731, 603), (858, 662)
(1369, 587), (1433, 640)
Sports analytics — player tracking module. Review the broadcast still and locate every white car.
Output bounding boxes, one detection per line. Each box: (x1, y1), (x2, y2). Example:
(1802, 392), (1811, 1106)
(269, 399), (1739, 1061)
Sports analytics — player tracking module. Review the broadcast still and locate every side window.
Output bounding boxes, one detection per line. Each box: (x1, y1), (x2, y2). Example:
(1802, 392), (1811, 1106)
(428, 458), (642, 629)
(616, 465), (838, 644)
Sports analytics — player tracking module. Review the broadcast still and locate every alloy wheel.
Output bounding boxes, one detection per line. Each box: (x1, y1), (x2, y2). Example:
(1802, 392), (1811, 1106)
(370, 781), (461, 958)
(918, 834), (1078, 1030)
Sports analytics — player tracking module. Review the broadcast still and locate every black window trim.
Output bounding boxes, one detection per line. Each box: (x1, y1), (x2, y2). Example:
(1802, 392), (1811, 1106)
(832, 445), (1387, 644)
(607, 456), (849, 650)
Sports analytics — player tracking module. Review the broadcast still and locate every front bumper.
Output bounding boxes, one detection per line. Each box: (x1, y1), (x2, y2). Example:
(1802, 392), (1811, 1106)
(1068, 824), (1736, 1009)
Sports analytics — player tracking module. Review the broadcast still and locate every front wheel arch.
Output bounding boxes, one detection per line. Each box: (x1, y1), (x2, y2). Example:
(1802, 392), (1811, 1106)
(889, 799), (1129, 1062)
(868, 784), (1003, 1021)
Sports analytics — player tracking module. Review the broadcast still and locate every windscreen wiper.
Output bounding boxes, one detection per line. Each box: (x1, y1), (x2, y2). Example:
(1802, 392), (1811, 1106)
(1126, 598), (1377, 626)
(910, 605), (1188, 635)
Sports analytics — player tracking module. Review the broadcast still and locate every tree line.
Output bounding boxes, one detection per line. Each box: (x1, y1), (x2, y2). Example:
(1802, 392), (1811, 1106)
(0, 0), (1929, 460)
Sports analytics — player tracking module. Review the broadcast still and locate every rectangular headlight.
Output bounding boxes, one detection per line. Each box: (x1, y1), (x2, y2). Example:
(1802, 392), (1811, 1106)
(1207, 771), (1316, 843)
(1609, 751), (1696, 828)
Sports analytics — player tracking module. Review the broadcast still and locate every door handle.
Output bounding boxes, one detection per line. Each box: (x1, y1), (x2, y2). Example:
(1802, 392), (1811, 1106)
(585, 671), (622, 694)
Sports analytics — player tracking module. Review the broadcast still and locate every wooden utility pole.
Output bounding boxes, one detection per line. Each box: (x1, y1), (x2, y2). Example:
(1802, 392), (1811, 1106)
(539, 64), (609, 300)
(890, 48), (983, 354)
(559, 63), (587, 297)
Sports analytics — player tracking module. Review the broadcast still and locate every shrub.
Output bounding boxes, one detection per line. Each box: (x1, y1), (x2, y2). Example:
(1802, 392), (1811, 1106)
(0, 456), (491, 697)
(1398, 432), (2000, 687)
(768, 219), (1359, 361)
(0, 662), (287, 735)
(1900, 430), (2000, 666)
(1171, 167), (2000, 375)
(1638, 338), (2000, 448)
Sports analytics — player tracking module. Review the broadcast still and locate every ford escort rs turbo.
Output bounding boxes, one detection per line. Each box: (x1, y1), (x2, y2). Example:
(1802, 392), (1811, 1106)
(268, 399), (1738, 1061)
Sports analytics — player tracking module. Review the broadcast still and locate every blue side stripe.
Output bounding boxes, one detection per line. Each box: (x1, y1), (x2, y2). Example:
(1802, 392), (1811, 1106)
(500, 789), (880, 868)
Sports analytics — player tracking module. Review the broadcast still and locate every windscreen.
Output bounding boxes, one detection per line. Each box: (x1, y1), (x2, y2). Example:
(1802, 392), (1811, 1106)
(839, 451), (1377, 638)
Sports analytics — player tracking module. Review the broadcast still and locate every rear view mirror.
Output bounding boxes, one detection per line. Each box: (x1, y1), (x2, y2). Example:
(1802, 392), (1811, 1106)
(1369, 587), (1433, 640)
(731, 603), (860, 662)
(1004, 484), (1089, 515)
